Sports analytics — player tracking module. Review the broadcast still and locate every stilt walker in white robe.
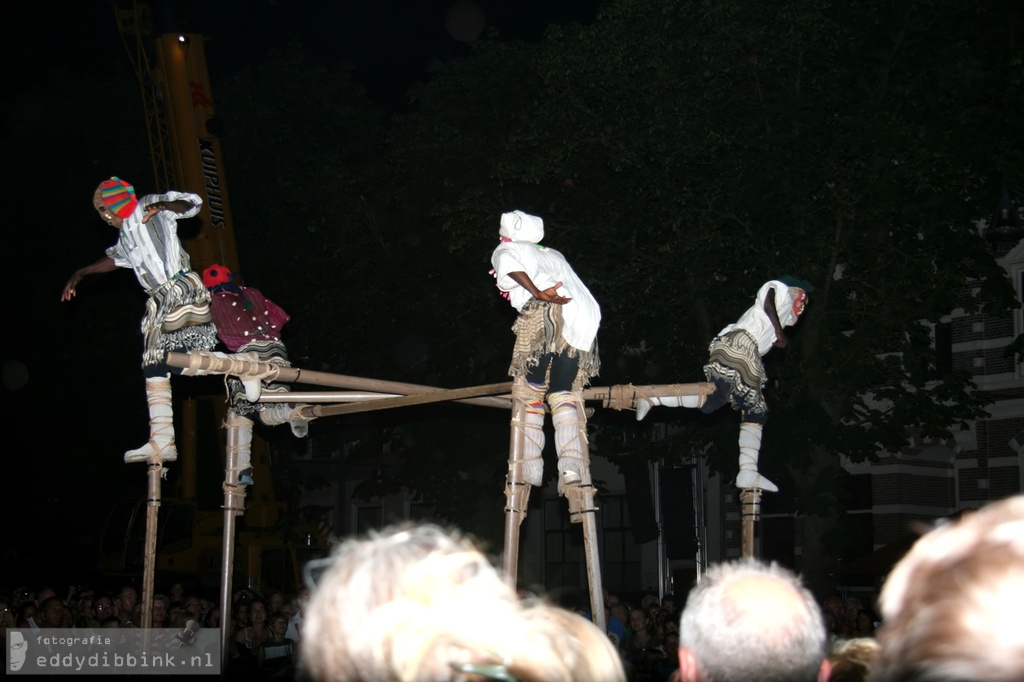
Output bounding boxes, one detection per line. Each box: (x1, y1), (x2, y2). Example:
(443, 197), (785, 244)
(491, 210), (601, 488)
(636, 279), (810, 492)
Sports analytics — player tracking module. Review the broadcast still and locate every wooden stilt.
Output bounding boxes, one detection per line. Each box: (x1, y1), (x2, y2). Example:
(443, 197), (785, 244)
(140, 458), (162, 629)
(168, 349), (733, 636)
(219, 410), (247, 674)
(562, 478), (606, 631)
(502, 380), (530, 584)
(560, 389), (605, 633)
(740, 488), (762, 560)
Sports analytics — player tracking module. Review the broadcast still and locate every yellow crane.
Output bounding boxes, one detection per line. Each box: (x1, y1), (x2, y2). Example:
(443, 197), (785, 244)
(98, 1), (328, 614)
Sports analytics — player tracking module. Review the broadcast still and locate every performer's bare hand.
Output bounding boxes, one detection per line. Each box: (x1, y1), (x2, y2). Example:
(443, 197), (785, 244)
(773, 333), (789, 349)
(536, 282), (572, 305)
(141, 203), (164, 224)
(61, 274), (82, 301)
(60, 257), (116, 302)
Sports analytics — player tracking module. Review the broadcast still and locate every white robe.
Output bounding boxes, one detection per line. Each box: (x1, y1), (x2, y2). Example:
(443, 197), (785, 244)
(105, 191), (203, 293)
(491, 241), (601, 353)
(718, 280), (803, 356)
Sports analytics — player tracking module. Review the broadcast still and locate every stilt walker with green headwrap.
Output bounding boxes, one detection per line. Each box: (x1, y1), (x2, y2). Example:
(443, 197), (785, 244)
(636, 279), (811, 492)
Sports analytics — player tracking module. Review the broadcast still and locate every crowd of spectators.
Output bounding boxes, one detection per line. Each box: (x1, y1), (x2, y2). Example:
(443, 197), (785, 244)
(0, 579), (304, 679)
(668, 493), (1024, 682)
(5, 493), (1020, 682)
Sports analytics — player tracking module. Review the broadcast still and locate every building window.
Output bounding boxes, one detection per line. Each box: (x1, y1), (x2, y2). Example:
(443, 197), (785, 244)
(408, 502), (440, 525)
(1018, 269), (1024, 378)
(355, 506), (382, 535)
(543, 498), (585, 593)
(599, 494), (643, 593)
(935, 322), (952, 376)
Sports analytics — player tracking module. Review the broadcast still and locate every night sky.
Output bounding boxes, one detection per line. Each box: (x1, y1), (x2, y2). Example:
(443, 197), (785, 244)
(9, 0), (600, 109)
(2, 0), (602, 588)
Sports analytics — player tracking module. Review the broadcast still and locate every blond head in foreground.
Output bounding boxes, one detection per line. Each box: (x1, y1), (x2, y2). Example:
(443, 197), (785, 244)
(299, 522), (624, 682)
(872, 495), (1024, 682)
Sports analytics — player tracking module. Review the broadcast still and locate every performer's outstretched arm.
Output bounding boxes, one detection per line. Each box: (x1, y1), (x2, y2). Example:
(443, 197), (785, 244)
(140, 199), (196, 224)
(61, 255), (117, 301)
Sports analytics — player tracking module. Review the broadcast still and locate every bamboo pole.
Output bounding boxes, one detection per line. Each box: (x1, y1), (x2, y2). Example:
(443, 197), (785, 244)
(167, 351), (714, 412)
(581, 382), (713, 406)
(265, 382), (713, 409)
(502, 382), (528, 584)
(740, 488), (761, 560)
(561, 390), (606, 633)
(298, 382), (512, 418)
(256, 391), (405, 402)
(168, 352), (512, 409)
(581, 500), (606, 632)
(167, 350), (717, 632)
(219, 411), (246, 674)
(140, 459), (162, 629)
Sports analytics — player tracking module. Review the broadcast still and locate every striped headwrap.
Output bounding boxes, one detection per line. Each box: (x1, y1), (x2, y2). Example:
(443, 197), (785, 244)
(98, 177), (139, 218)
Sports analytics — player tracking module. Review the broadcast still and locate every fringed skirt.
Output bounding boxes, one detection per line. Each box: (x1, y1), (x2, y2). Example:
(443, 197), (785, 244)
(509, 300), (599, 387)
(227, 341), (292, 415)
(141, 271), (217, 368)
(704, 329), (768, 421)
(237, 339), (290, 366)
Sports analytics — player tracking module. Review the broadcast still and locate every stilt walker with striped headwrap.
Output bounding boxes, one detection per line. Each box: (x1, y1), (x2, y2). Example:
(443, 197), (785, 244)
(61, 177), (218, 464)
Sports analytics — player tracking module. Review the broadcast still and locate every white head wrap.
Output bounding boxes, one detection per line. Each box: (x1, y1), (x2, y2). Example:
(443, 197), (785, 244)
(499, 210), (544, 243)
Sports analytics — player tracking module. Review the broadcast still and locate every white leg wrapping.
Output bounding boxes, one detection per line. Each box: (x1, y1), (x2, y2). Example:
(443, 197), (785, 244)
(735, 422), (778, 492)
(259, 403), (292, 426)
(203, 351), (263, 401)
(256, 385), (311, 439)
(239, 352), (263, 402)
(549, 392), (584, 485)
(257, 385), (291, 426)
(227, 415), (254, 486)
(636, 395), (703, 421)
(125, 376), (178, 463)
(287, 407), (312, 439)
(520, 408), (546, 487)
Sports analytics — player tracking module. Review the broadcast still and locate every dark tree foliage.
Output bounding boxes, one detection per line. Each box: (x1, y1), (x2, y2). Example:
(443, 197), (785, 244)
(373, 0), (1023, 588)
(216, 42), (391, 373)
(9, 0), (1022, 590)
(209, 1), (1024, 587)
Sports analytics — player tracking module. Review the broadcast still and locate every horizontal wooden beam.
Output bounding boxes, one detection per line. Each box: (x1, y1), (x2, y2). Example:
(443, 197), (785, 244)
(167, 351), (714, 414)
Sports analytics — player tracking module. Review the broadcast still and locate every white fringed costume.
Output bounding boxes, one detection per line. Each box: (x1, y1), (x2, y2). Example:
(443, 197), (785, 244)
(491, 210), (601, 486)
